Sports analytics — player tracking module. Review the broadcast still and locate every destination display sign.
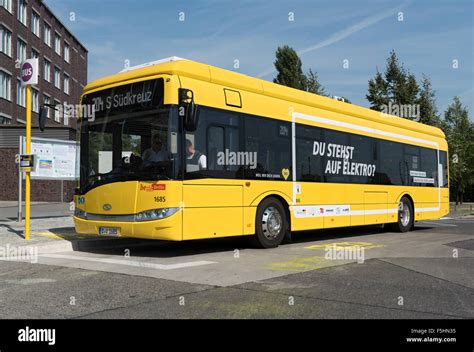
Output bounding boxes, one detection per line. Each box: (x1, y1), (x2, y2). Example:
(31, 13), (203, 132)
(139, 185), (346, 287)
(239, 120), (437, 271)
(82, 78), (164, 118)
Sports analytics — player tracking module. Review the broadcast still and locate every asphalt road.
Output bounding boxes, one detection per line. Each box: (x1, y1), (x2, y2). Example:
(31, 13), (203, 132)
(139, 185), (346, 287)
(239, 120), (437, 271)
(0, 218), (473, 319)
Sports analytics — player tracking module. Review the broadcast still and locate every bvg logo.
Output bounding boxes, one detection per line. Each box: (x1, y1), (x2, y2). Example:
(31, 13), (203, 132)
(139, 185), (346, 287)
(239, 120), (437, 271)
(140, 183), (166, 192)
(78, 196), (85, 205)
(103, 204), (112, 211)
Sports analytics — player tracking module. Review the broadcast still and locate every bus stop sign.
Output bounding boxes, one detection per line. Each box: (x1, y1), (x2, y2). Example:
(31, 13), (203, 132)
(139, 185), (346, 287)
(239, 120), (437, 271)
(21, 59), (38, 86)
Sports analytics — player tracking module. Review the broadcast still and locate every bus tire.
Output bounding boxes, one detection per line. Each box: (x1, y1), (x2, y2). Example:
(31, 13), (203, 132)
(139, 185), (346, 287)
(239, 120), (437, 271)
(252, 197), (288, 248)
(390, 196), (414, 233)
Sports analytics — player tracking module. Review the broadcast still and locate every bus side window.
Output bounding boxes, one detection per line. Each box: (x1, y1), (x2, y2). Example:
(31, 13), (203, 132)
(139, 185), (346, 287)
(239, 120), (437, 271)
(185, 107), (242, 179)
(295, 124), (323, 182)
(207, 126), (225, 171)
(440, 151), (449, 188)
(379, 140), (404, 185)
(244, 116), (291, 180)
(323, 129), (350, 183)
(420, 148), (437, 187)
(349, 134), (375, 184)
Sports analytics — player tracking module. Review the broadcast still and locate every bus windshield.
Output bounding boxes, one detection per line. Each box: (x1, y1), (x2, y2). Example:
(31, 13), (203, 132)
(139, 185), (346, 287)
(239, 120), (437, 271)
(80, 106), (180, 192)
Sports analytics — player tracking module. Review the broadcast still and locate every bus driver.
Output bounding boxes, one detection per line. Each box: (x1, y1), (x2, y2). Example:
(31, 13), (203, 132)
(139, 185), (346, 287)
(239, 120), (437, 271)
(143, 134), (170, 163)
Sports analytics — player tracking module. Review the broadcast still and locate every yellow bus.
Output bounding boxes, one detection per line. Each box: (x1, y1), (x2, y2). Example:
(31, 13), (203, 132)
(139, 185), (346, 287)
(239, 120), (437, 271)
(73, 57), (449, 248)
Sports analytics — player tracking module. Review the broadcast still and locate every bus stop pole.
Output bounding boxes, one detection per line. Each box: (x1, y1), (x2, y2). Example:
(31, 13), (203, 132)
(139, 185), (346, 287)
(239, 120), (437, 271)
(25, 86), (31, 241)
(18, 136), (22, 222)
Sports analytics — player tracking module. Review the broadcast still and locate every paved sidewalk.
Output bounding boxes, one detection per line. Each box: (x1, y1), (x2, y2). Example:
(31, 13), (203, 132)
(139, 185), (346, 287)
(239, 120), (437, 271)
(0, 214), (158, 255)
(0, 216), (79, 253)
(0, 201), (73, 222)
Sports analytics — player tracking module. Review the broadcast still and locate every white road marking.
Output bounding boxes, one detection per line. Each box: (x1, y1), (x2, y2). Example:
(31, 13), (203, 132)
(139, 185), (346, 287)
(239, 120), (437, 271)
(419, 221), (457, 227)
(39, 254), (217, 270)
(5, 278), (56, 285)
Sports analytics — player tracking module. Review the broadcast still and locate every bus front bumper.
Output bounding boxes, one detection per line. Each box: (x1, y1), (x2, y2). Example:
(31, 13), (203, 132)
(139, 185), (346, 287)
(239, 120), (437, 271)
(73, 212), (182, 241)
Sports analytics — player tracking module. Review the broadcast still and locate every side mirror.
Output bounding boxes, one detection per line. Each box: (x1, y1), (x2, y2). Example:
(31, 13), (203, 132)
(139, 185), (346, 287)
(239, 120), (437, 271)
(185, 100), (198, 131)
(179, 88), (199, 132)
(39, 106), (48, 132)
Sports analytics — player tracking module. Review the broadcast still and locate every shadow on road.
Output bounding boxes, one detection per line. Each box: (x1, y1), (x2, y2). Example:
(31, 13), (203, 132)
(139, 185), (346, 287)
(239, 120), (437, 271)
(0, 224), (26, 239)
(43, 223), (439, 259)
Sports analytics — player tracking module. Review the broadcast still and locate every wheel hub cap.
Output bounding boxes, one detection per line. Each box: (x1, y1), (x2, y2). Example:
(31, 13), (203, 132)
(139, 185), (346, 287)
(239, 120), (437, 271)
(400, 202), (410, 227)
(262, 207), (282, 240)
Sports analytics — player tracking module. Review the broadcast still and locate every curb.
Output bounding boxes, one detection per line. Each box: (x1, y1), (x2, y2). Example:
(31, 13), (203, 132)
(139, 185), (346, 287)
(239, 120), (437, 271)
(24, 237), (162, 255)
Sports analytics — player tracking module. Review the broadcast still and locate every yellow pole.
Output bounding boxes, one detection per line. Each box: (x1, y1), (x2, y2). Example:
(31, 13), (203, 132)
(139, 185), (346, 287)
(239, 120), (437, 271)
(25, 85), (31, 241)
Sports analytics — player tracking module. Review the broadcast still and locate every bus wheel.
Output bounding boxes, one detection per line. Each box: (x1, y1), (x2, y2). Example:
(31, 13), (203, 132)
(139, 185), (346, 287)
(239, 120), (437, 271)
(253, 197), (288, 248)
(391, 196), (414, 233)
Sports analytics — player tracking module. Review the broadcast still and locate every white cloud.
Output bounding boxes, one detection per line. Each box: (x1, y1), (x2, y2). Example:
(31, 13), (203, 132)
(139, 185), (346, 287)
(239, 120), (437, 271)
(257, 0), (411, 78)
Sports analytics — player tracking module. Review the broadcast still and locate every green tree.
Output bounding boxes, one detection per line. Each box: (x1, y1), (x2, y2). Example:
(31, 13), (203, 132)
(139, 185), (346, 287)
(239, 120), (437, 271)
(402, 73), (419, 106)
(367, 50), (427, 121)
(417, 75), (441, 126)
(366, 70), (388, 110)
(442, 97), (474, 204)
(302, 68), (326, 96)
(273, 45), (331, 98)
(384, 50), (409, 104)
(367, 51), (420, 108)
(273, 45), (306, 90)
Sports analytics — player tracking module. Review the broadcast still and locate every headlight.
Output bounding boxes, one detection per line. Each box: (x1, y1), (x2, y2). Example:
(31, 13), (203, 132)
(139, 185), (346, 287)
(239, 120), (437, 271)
(74, 208), (87, 219)
(134, 208), (179, 222)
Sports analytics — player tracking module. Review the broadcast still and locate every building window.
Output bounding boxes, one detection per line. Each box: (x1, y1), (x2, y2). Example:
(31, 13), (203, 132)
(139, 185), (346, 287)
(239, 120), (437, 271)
(43, 59), (51, 82)
(63, 106), (69, 126)
(54, 32), (61, 55)
(16, 79), (25, 107)
(0, 115), (12, 125)
(31, 11), (40, 37)
(17, 0), (27, 26)
(17, 38), (26, 63)
(44, 23), (51, 47)
(0, 70), (12, 101)
(54, 67), (61, 89)
(63, 74), (70, 95)
(31, 48), (39, 59)
(64, 43), (70, 63)
(43, 95), (51, 118)
(32, 89), (39, 113)
(0, 26), (12, 57)
(54, 99), (61, 122)
(1, 0), (13, 13)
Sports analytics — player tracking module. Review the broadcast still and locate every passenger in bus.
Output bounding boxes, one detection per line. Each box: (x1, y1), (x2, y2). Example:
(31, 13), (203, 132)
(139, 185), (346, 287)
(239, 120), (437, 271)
(142, 134), (170, 163)
(186, 139), (206, 172)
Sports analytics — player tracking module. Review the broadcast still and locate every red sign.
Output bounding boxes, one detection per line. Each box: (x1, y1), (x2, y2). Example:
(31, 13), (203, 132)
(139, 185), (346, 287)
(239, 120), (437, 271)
(140, 183), (166, 192)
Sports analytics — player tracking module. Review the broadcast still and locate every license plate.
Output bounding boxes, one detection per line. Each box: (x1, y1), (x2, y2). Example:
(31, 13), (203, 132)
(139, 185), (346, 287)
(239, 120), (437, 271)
(99, 227), (120, 236)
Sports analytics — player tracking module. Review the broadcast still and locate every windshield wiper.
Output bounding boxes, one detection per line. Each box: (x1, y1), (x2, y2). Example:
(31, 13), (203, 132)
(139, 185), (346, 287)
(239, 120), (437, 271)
(83, 172), (114, 189)
(87, 172), (112, 181)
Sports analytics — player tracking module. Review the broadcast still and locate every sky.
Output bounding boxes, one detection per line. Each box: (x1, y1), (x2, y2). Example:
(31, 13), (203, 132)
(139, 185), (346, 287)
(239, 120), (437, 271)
(45, 0), (473, 116)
